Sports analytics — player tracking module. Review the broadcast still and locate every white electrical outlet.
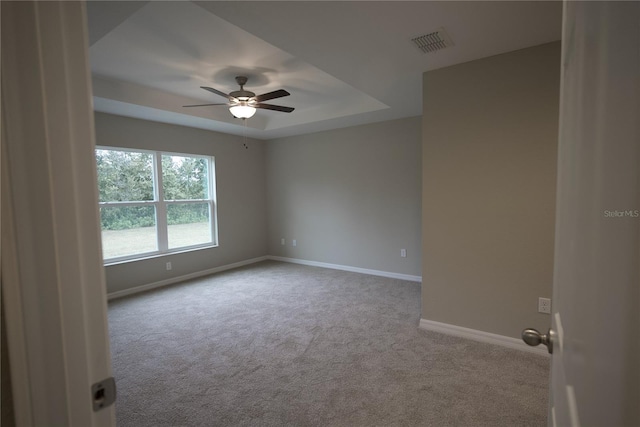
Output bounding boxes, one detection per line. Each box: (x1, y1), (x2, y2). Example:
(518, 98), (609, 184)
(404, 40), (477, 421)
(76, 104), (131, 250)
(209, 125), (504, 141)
(292, 239), (297, 247)
(166, 262), (172, 271)
(538, 297), (551, 314)
(400, 249), (407, 258)
(281, 238), (285, 245)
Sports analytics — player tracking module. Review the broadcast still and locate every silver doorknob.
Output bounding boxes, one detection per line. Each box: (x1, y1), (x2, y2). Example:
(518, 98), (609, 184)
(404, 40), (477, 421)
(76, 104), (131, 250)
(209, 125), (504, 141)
(521, 328), (554, 354)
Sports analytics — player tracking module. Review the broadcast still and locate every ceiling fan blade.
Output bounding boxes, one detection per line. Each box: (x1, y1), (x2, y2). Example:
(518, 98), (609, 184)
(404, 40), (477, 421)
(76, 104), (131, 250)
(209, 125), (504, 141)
(255, 103), (294, 113)
(254, 89), (290, 102)
(183, 103), (228, 107)
(201, 86), (233, 100)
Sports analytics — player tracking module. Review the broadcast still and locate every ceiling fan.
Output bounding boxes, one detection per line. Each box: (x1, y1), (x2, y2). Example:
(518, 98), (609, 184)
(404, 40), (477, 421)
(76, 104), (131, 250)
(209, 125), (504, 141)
(183, 76), (294, 119)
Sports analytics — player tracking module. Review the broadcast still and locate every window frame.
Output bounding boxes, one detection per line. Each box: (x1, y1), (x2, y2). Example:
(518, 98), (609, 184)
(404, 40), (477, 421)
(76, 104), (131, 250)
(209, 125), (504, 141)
(96, 146), (218, 264)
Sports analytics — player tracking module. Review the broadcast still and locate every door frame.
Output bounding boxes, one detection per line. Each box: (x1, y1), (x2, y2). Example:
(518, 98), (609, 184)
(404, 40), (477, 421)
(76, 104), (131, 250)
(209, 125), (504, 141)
(1, 2), (115, 425)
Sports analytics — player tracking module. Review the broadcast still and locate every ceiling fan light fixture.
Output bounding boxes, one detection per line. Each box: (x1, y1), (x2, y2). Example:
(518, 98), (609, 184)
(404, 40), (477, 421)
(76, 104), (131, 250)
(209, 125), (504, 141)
(229, 102), (256, 119)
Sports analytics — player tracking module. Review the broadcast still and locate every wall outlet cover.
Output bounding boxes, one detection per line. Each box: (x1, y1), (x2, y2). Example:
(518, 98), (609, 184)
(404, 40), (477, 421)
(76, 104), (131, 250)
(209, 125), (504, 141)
(538, 297), (551, 314)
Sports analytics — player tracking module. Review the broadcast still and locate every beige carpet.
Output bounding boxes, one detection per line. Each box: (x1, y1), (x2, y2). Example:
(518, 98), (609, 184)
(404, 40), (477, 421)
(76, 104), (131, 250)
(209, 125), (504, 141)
(108, 261), (549, 426)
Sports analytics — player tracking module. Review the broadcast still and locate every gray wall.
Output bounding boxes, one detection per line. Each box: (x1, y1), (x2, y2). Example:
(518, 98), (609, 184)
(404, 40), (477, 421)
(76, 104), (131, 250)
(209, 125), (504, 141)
(421, 42), (560, 338)
(266, 117), (422, 277)
(95, 113), (268, 294)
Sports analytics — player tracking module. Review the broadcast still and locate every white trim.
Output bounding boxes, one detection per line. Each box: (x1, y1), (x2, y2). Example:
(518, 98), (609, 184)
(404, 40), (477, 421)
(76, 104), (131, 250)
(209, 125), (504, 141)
(2, 2), (115, 425)
(268, 256), (422, 282)
(103, 243), (220, 267)
(107, 256), (269, 300)
(1, 113), (34, 426)
(419, 319), (550, 356)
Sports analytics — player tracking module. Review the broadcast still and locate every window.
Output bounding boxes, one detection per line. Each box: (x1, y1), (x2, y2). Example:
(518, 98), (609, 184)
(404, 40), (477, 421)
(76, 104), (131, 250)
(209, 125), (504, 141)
(96, 147), (217, 262)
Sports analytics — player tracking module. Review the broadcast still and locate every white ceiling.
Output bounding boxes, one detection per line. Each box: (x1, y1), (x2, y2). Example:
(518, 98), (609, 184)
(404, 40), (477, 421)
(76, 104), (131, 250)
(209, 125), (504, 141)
(88, 1), (562, 140)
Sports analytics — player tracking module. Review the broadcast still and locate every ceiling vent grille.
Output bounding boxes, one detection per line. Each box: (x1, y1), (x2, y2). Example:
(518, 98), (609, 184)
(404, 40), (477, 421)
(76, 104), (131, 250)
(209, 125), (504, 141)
(411, 28), (453, 53)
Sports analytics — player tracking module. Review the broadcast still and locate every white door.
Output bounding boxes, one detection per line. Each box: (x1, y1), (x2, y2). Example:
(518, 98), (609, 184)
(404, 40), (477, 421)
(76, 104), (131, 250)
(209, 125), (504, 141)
(2, 1), (115, 426)
(546, 1), (639, 426)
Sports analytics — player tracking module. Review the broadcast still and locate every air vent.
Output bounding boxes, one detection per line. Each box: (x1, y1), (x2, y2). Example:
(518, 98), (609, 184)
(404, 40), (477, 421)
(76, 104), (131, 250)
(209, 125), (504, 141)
(411, 28), (454, 54)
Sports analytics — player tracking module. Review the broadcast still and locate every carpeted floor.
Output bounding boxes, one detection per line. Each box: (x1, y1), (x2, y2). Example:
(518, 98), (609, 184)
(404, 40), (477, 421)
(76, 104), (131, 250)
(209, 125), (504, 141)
(108, 261), (549, 426)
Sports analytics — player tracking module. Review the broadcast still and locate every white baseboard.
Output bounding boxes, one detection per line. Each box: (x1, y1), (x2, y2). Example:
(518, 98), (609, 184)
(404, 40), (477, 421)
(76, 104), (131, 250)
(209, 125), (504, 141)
(268, 256), (422, 282)
(419, 319), (550, 356)
(107, 256), (269, 300)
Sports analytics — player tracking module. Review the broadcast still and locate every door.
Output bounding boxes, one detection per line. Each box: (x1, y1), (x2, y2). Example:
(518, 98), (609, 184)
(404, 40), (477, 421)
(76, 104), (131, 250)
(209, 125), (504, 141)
(1, 1), (115, 426)
(549, 1), (639, 426)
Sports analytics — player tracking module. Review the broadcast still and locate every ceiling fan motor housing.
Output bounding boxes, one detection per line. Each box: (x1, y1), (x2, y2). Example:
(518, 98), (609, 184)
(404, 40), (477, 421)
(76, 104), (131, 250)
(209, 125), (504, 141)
(229, 89), (256, 100)
(231, 76), (255, 100)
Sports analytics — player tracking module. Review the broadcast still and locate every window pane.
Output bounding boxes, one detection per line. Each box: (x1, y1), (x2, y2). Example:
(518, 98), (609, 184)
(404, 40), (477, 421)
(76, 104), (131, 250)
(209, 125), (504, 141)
(167, 203), (211, 249)
(96, 149), (154, 202)
(162, 155), (209, 200)
(100, 206), (157, 259)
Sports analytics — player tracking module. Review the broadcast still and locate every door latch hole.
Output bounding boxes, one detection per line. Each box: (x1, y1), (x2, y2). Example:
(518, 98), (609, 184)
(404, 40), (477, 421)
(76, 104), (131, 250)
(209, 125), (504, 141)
(91, 377), (116, 411)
